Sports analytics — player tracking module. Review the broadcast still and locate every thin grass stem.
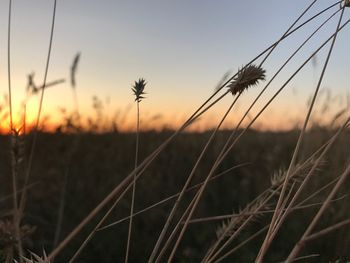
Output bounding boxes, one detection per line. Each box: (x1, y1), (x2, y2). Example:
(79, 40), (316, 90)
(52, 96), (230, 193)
(149, 93), (241, 262)
(98, 163), (249, 231)
(18, 0), (58, 222)
(286, 162), (350, 262)
(125, 101), (140, 262)
(48, 7), (333, 258)
(257, 8), (346, 261)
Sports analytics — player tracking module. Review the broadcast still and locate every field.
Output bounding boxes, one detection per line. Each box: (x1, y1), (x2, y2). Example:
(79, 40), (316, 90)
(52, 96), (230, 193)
(1, 128), (350, 262)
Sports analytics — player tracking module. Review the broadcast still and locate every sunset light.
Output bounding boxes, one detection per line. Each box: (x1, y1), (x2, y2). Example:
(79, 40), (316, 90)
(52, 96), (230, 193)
(1, 1), (350, 262)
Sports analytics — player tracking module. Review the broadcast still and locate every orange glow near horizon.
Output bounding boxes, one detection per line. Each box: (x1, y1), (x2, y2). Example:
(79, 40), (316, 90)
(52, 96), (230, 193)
(0, 105), (305, 134)
(0, 1), (349, 135)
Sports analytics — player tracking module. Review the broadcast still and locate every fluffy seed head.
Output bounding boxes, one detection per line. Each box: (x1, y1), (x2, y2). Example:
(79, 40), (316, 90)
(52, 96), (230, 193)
(132, 78), (147, 102)
(227, 65), (266, 95)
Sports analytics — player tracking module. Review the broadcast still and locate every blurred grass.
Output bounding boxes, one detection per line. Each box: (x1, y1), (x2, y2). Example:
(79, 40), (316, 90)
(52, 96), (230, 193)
(1, 128), (349, 262)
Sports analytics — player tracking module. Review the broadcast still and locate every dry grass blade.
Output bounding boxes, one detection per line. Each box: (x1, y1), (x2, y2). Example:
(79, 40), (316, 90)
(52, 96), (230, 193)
(98, 163), (248, 231)
(126, 78), (147, 262)
(213, 225), (269, 263)
(48, 7), (339, 259)
(215, 198), (270, 240)
(267, 118), (350, 248)
(204, 147), (331, 262)
(204, 191), (274, 263)
(18, 0), (58, 228)
(189, 197), (345, 225)
(10, 127), (24, 261)
(148, 91), (241, 262)
(203, 12), (345, 260)
(6, 0), (23, 260)
(68, 187), (128, 263)
(257, 8), (347, 261)
(304, 218), (350, 242)
(210, 3), (342, 181)
(154, 190), (200, 263)
(207, 174), (298, 262)
(7, 0), (13, 130)
(53, 56), (80, 249)
(58, 19), (333, 257)
(208, 183), (346, 262)
(286, 162), (350, 262)
(166, 65), (266, 262)
(279, 254), (320, 263)
(194, 17), (350, 262)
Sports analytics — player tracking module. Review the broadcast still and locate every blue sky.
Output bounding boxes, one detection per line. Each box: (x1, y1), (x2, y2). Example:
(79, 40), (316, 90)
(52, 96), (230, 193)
(0, 0), (349, 131)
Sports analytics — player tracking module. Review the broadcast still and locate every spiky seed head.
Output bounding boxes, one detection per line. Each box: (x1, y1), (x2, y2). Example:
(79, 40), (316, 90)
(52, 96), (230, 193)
(16, 250), (50, 263)
(215, 197), (270, 239)
(132, 78), (147, 102)
(227, 64), (266, 95)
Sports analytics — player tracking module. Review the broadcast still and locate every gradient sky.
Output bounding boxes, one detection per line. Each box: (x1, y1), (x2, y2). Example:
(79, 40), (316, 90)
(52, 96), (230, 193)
(0, 0), (349, 132)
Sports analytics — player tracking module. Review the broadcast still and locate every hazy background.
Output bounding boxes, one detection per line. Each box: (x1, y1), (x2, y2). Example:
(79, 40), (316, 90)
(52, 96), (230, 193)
(0, 0), (349, 131)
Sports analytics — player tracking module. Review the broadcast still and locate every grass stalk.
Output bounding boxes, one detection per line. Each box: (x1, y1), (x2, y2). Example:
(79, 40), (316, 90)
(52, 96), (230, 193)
(98, 163), (248, 231)
(202, 120), (349, 261)
(213, 225), (269, 263)
(266, 118), (349, 246)
(148, 93), (241, 262)
(70, 145), (235, 262)
(257, 8), (346, 261)
(167, 17), (350, 260)
(155, 190), (200, 263)
(18, 0), (58, 223)
(7, 0), (13, 131)
(188, 197), (345, 224)
(286, 162), (350, 262)
(207, 178), (345, 262)
(303, 218), (350, 243)
(54, 57), (79, 248)
(48, 8), (334, 258)
(7, 0), (23, 260)
(125, 99), (140, 262)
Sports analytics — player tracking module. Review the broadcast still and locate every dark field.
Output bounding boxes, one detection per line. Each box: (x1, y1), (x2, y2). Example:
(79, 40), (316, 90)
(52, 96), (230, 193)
(1, 129), (350, 262)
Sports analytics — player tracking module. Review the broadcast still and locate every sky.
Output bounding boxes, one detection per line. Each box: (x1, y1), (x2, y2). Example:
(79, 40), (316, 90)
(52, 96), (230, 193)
(0, 0), (349, 132)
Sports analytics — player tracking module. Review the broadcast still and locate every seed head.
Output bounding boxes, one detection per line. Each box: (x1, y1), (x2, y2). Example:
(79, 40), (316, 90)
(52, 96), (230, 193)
(132, 78), (147, 102)
(15, 250), (50, 263)
(11, 127), (25, 165)
(227, 65), (266, 95)
(71, 52), (81, 89)
(27, 73), (38, 95)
